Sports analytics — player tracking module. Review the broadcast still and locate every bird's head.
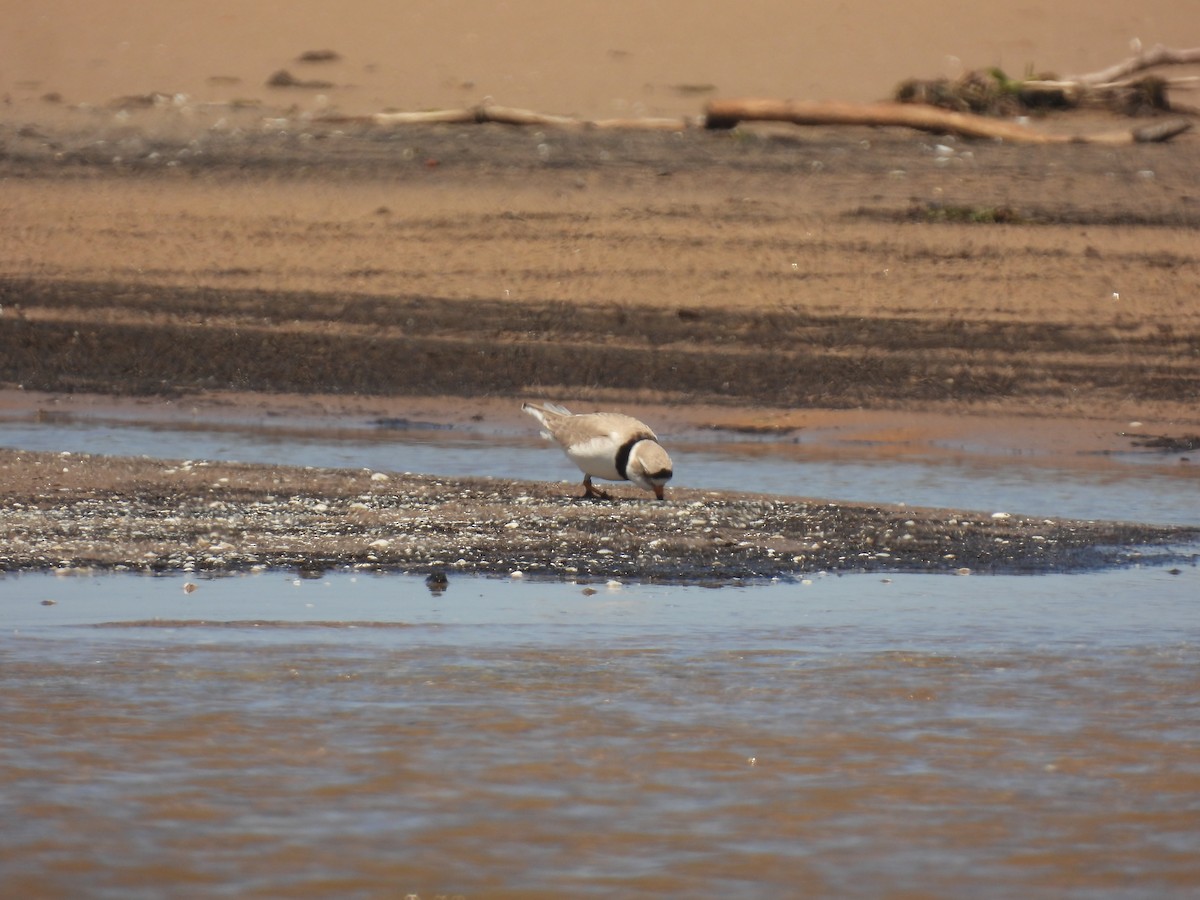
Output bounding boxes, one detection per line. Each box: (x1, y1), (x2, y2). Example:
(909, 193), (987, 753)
(627, 440), (673, 500)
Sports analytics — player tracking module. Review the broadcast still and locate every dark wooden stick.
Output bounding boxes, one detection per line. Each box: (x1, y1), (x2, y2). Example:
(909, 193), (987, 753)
(703, 98), (1192, 144)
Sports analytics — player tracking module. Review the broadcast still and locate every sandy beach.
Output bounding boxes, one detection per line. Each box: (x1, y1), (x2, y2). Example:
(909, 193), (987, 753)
(5, 8), (1200, 899)
(2, 2), (1198, 576)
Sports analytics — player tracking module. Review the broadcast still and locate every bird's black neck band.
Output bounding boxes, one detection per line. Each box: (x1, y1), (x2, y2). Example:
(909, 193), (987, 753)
(615, 436), (649, 480)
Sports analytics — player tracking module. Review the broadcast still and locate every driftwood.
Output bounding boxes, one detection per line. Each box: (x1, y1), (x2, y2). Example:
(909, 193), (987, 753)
(1066, 44), (1200, 87)
(320, 104), (699, 131)
(896, 46), (1200, 117)
(1049, 45), (1200, 115)
(316, 46), (1200, 143)
(703, 98), (1193, 144)
(321, 99), (1191, 143)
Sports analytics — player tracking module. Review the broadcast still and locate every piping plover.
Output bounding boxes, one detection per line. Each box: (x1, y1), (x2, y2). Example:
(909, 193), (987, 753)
(522, 401), (673, 500)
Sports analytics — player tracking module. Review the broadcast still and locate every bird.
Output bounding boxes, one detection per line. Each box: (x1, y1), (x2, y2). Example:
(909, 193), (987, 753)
(522, 401), (673, 500)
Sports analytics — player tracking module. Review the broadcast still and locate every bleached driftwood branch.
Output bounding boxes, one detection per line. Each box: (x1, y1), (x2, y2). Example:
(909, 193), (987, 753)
(1065, 44), (1200, 87)
(320, 103), (700, 131)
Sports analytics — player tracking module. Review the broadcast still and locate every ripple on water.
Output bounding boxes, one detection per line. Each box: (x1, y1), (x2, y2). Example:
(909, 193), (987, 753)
(2, 569), (1199, 896)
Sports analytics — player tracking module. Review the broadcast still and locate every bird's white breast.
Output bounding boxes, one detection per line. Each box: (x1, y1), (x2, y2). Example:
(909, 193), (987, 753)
(564, 435), (624, 480)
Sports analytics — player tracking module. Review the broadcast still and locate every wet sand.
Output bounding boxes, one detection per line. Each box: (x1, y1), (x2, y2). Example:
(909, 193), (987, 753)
(3, 3), (1200, 578)
(1, 447), (1194, 580)
(3, 103), (1199, 422)
(2, 108), (1199, 577)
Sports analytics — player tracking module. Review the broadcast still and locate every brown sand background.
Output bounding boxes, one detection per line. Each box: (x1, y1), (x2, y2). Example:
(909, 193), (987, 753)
(1, 1), (1198, 479)
(4, 0), (1197, 119)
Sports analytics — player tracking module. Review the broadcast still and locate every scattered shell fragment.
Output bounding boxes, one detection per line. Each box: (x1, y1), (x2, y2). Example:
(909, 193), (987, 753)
(0, 450), (1188, 581)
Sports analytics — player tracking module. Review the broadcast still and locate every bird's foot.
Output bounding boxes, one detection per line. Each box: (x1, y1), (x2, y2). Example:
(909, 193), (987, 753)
(583, 480), (613, 501)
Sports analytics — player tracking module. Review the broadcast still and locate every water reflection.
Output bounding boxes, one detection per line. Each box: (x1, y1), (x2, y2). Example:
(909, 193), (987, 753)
(2, 570), (1198, 897)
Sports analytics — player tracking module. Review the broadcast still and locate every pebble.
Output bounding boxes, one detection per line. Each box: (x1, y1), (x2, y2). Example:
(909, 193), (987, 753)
(0, 450), (1190, 581)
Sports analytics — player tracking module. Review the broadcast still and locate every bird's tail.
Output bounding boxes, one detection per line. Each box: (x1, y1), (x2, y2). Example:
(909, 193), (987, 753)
(521, 401), (572, 426)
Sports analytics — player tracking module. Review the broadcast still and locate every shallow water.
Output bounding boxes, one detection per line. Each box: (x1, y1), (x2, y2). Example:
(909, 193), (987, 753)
(3, 412), (1199, 896)
(2, 416), (1197, 526)
(3, 568), (1199, 898)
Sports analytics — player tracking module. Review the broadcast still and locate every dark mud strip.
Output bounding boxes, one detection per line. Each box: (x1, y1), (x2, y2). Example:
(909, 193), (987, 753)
(1, 450), (1195, 580)
(3, 277), (1198, 408)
